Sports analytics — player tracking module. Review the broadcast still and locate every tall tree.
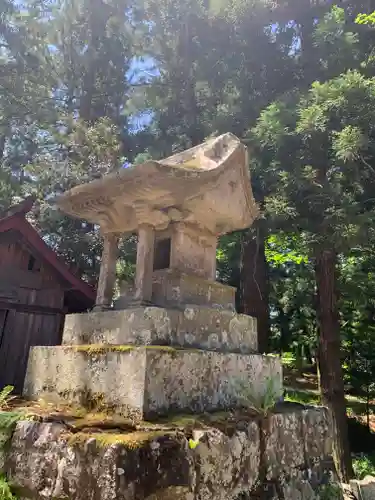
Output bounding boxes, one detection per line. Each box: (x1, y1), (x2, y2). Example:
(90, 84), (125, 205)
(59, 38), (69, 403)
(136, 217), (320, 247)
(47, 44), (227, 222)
(20, 0), (140, 279)
(0, 0), (55, 208)
(252, 67), (375, 480)
(138, 0), (301, 349)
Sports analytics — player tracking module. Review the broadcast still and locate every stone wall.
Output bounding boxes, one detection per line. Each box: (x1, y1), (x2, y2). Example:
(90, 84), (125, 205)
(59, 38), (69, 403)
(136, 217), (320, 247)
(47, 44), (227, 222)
(2, 404), (338, 500)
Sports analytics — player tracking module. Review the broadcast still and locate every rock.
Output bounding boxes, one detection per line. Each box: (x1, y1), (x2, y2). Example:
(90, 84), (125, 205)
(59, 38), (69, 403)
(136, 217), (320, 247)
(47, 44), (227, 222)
(3, 407), (339, 500)
(350, 475), (375, 500)
(282, 479), (317, 500)
(342, 483), (355, 500)
(146, 487), (194, 499)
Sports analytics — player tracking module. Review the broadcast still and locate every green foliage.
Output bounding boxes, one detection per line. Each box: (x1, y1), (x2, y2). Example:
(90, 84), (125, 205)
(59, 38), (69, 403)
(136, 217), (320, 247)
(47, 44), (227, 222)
(314, 6), (359, 79)
(188, 438), (199, 450)
(0, 387), (15, 411)
(251, 8), (375, 479)
(281, 352), (296, 367)
(284, 389), (320, 406)
(317, 482), (342, 500)
(353, 452), (375, 479)
(254, 68), (375, 250)
(356, 12), (375, 25)
(0, 388), (24, 500)
(266, 234), (308, 266)
(0, 388), (30, 441)
(234, 376), (280, 416)
(0, 476), (16, 500)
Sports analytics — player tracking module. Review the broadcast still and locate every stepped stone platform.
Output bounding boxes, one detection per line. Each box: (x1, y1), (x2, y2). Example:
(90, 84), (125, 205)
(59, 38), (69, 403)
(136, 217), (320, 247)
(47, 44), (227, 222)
(24, 344), (281, 420)
(24, 302), (281, 420)
(62, 306), (258, 353)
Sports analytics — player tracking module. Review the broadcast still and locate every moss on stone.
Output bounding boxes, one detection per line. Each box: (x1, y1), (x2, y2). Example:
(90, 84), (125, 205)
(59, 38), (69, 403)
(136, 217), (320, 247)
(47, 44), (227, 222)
(152, 410), (228, 425)
(156, 415), (200, 428)
(71, 413), (136, 432)
(70, 344), (203, 356)
(144, 345), (179, 353)
(51, 387), (118, 416)
(2, 397), (252, 442)
(45, 402), (88, 419)
(71, 344), (134, 355)
(68, 430), (175, 449)
(2, 398), (89, 422)
(144, 410), (262, 438)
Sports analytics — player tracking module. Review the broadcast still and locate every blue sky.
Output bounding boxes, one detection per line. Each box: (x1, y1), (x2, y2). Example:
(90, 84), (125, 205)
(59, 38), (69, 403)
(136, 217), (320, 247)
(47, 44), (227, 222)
(127, 56), (158, 132)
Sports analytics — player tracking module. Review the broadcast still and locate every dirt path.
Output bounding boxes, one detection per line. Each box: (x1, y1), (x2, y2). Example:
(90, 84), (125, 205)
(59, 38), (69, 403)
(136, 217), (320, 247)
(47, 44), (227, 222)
(283, 366), (375, 431)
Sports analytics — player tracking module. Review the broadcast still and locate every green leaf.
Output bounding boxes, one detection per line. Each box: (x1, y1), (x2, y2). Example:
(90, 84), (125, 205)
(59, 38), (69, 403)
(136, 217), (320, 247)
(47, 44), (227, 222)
(188, 439), (199, 449)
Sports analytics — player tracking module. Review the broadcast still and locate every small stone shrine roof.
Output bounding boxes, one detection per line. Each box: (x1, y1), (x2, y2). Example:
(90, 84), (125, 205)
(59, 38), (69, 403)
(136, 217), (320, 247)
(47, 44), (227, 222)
(55, 133), (259, 235)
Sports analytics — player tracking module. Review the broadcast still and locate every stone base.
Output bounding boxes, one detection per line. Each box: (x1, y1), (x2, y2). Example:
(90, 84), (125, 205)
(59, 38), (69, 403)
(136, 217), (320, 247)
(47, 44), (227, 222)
(62, 306), (257, 353)
(3, 405), (336, 500)
(23, 346), (282, 420)
(114, 298), (154, 309)
(151, 269), (236, 310)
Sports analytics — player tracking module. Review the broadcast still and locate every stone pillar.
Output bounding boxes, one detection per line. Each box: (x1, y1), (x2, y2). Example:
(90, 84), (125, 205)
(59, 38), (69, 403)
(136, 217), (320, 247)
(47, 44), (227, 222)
(170, 223), (217, 280)
(134, 224), (155, 303)
(94, 233), (119, 310)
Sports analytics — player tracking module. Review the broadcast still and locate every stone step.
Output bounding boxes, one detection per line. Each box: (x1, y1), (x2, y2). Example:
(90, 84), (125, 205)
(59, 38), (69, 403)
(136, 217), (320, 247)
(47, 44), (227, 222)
(23, 346), (282, 421)
(62, 306), (257, 354)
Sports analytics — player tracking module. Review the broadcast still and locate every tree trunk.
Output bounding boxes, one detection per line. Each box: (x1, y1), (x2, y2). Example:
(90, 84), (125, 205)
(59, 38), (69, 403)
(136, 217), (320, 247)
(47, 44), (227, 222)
(314, 248), (353, 482)
(180, 15), (204, 148)
(0, 124), (10, 161)
(79, 0), (112, 122)
(0, 134), (6, 162)
(240, 225), (270, 353)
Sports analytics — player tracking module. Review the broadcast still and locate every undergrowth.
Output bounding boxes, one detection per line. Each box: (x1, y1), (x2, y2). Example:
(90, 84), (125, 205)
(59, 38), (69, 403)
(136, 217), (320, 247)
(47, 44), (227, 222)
(0, 386), (22, 500)
(353, 452), (375, 479)
(0, 476), (16, 500)
(284, 389), (320, 405)
(317, 483), (342, 500)
(0, 388), (15, 411)
(234, 376), (280, 416)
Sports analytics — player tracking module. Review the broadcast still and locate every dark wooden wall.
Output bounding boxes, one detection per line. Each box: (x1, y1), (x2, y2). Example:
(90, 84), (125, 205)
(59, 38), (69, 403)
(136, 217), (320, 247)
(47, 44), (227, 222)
(0, 238), (66, 393)
(0, 239), (58, 285)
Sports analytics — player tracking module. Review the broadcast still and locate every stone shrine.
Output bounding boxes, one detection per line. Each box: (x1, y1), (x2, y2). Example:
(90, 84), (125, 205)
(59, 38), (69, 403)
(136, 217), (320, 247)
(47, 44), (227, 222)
(57, 131), (259, 311)
(23, 133), (283, 420)
(16, 134), (339, 499)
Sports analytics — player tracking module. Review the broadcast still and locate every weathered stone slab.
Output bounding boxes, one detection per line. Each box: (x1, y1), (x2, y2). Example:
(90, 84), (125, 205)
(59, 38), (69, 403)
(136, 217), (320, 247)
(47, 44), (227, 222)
(23, 346), (281, 420)
(62, 306), (257, 353)
(4, 406), (335, 500)
(265, 406), (333, 479)
(151, 270), (236, 310)
(350, 476), (375, 500)
(55, 134), (258, 236)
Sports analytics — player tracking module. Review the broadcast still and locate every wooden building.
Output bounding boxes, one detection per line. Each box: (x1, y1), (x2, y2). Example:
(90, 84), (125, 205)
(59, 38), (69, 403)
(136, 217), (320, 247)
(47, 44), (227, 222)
(0, 197), (95, 392)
